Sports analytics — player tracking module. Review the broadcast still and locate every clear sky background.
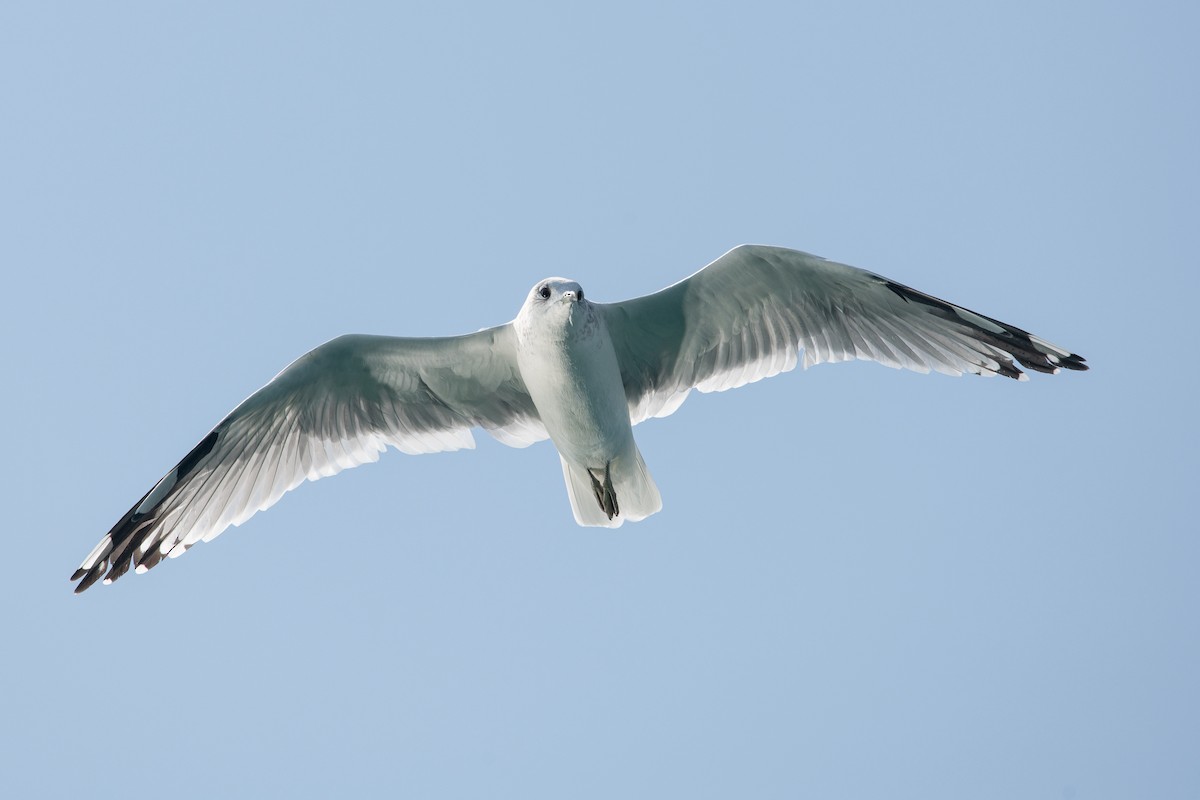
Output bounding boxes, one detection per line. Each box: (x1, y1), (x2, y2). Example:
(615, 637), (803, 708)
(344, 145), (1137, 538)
(2, 2), (1196, 798)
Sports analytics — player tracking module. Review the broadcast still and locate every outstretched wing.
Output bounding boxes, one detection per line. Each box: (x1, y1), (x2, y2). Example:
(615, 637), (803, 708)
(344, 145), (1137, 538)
(600, 245), (1087, 423)
(72, 326), (545, 592)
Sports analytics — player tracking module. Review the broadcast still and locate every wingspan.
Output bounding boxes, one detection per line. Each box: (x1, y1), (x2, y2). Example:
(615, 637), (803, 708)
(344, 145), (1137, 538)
(599, 245), (1087, 423)
(72, 326), (545, 592)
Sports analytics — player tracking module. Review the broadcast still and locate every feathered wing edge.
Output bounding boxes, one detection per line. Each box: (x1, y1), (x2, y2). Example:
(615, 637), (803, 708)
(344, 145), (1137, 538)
(601, 244), (1087, 425)
(874, 276), (1087, 378)
(72, 430), (222, 592)
(72, 327), (544, 593)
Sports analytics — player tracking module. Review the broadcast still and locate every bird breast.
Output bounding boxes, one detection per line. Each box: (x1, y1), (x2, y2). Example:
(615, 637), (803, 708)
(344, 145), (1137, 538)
(515, 306), (634, 465)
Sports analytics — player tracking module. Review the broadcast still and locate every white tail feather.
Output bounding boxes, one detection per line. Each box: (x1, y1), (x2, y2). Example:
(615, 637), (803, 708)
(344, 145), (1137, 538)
(559, 445), (662, 528)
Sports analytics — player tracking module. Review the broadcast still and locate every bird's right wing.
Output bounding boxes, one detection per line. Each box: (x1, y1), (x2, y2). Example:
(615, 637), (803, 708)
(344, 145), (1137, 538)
(600, 245), (1087, 424)
(72, 325), (546, 592)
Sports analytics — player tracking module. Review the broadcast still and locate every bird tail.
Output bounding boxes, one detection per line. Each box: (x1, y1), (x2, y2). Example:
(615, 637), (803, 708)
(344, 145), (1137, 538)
(560, 445), (662, 528)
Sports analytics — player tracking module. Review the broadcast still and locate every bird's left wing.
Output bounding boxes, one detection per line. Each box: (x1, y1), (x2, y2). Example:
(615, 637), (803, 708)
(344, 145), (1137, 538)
(72, 326), (545, 592)
(599, 244), (1087, 424)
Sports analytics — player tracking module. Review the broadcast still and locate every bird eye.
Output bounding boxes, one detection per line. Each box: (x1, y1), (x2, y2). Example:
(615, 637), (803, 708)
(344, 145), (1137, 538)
(538, 285), (551, 300)
(577, 289), (584, 301)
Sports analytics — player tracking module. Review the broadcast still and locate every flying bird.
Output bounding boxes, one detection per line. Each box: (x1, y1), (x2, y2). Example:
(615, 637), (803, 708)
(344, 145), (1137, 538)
(72, 245), (1087, 592)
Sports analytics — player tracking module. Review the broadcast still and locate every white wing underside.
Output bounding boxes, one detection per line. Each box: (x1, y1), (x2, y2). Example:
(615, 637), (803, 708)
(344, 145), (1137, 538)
(73, 326), (546, 590)
(602, 245), (1085, 425)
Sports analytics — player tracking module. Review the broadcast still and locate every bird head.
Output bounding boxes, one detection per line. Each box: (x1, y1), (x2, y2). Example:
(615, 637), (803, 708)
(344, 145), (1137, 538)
(515, 277), (591, 340)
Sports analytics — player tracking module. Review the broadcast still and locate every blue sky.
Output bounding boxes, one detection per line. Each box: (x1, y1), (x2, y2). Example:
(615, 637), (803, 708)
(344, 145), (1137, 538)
(2, 2), (1196, 798)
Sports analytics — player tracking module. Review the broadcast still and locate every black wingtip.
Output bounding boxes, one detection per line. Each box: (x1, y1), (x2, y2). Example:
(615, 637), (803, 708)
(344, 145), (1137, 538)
(1058, 353), (1088, 371)
(105, 556), (133, 584)
(993, 357), (1024, 380)
(72, 565), (106, 594)
(70, 428), (222, 594)
(136, 543), (167, 573)
(882, 278), (1089, 380)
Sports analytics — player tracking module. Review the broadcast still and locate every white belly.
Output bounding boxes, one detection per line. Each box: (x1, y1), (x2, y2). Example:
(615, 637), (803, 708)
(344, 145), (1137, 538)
(516, 311), (634, 467)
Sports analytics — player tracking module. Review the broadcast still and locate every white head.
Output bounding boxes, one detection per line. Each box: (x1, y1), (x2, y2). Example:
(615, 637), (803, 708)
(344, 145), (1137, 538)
(528, 278), (584, 305)
(514, 277), (592, 340)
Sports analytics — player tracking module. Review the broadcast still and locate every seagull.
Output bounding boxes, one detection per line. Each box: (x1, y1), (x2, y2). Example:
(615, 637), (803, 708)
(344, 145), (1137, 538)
(72, 245), (1087, 592)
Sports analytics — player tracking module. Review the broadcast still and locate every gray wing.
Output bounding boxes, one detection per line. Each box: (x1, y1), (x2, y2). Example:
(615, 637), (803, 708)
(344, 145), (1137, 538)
(72, 325), (545, 592)
(599, 244), (1087, 424)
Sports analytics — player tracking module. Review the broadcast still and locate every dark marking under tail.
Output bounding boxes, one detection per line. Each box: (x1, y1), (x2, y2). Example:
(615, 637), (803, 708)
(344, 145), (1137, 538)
(72, 429), (220, 593)
(881, 279), (1089, 378)
(587, 462), (620, 520)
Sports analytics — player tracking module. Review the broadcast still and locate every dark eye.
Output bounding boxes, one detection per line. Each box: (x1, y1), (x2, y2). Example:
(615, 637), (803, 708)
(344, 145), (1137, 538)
(577, 289), (584, 301)
(538, 285), (551, 300)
